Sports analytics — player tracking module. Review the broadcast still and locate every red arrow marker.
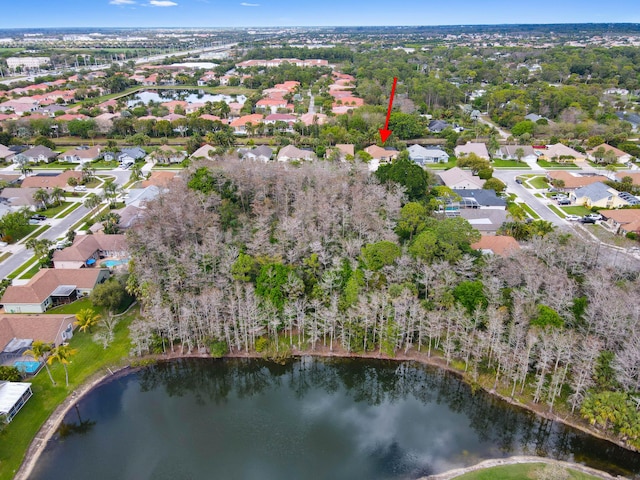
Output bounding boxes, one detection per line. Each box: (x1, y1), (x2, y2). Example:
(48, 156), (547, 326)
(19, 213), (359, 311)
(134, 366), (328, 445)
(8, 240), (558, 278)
(379, 77), (397, 143)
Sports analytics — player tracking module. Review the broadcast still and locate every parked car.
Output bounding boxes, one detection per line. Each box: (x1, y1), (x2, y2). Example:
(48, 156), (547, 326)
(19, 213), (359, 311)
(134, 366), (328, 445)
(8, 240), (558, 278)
(585, 213), (602, 221)
(565, 214), (581, 221)
(30, 214), (46, 221)
(557, 199), (571, 205)
(74, 185), (87, 192)
(580, 217), (596, 224)
(515, 178), (523, 184)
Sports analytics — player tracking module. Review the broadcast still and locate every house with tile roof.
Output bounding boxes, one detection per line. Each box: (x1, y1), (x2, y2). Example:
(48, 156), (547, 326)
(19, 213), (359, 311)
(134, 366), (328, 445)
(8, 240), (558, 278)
(190, 144), (217, 160)
(587, 143), (633, 164)
(454, 142), (490, 160)
(1, 269), (110, 313)
(0, 314), (76, 355)
(21, 170), (82, 190)
(61, 146), (101, 164)
(438, 167), (486, 189)
(229, 114), (264, 134)
(0, 144), (15, 162)
(537, 143), (585, 163)
(53, 234), (127, 269)
(600, 209), (640, 235)
(21, 146), (58, 164)
(277, 145), (317, 162)
(238, 146), (273, 162)
(471, 235), (520, 257)
(496, 145), (537, 163)
(547, 171), (609, 190)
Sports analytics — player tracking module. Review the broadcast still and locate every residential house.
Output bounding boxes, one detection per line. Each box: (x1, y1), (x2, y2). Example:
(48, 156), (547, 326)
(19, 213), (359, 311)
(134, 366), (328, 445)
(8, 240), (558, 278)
(459, 209), (508, 235)
(0, 382), (33, 423)
(615, 172), (640, 186)
(21, 146), (58, 163)
(264, 114), (297, 130)
(21, 170), (82, 190)
(454, 142), (490, 160)
(364, 145), (399, 171)
(0, 188), (41, 209)
(238, 146), (273, 162)
(615, 112), (640, 131)
(1, 269), (110, 313)
(53, 234), (127, 269)
(471, 235), (520, 256)
(125, 185), (162, 208)
(438, 167), (486, 189)
(150, 145), (187, 164)
(451, 189), (507, 209)
(0, 314), (76, 356)
(229, 114), (264, 135)
(496, 145), (537, 163)
(140, 171), (177, 188)
(0, 99), (39, 116)
(190, 144), (217, 160)
(537, 144), (586, 163)
(524, 113), (547, 123)
(61, 146), (101, 164)
(326, 144), (354, 161)
(547, 171), (608, 190)
(277, 145), (317, 162)
(299, 113), (328, 126)
(114, 204), (145, 230)
(256, 98), (290, 114)
(0, 144), (15, 162)
(428, 120), (450, 133)
(600, 210), (640, 235)
(407, 144), (449, 165)
(587, 143), (632, 164)
(571, 182), (629, 209)
(94, 113), (120, 133)
(102, 147), (146, 165)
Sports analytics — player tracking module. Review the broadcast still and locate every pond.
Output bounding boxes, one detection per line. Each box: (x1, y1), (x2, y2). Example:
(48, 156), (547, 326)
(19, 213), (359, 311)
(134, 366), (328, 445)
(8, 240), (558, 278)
(30, 358), (640, 480)
(126, 89), (246, 107)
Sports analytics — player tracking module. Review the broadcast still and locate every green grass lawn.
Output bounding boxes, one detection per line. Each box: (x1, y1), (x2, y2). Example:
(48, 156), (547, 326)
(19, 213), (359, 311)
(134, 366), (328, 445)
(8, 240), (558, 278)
(39, 202), (72, 218)
(90, 160), (119, 170)
(0, 310), (136, 480)
(14, 224), (41, 243)
(537, 160), (579, 169)
(534, 193), (543, 198)
(454, 463), (600, 479)
(561, 205), (592, 216)
(528, 176), (549, 189)
(46, 297), (94, 314)
(18, 262), (42, 280)
(53, 201), (82, 219)
(19, 224), (51, 244)
(0, 252), (12, 263)
(425, 159), (457, 170)
(519, 202), (541, 219)
(548, 205), (566, 218)
(31, 162), (77, 170)
(6, 257), (38, 280)
(491, 159), (530, 169)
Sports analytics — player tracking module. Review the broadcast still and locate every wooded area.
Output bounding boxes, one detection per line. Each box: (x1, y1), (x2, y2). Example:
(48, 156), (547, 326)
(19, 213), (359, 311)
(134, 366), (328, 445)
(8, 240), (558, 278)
(126, 159), (640, 449)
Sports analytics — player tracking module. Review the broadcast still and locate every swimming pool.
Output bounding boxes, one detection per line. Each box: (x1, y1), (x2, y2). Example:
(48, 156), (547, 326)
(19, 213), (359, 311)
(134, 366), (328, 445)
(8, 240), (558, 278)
(101, 259), (129, 268)
(14, 360), (41, 374)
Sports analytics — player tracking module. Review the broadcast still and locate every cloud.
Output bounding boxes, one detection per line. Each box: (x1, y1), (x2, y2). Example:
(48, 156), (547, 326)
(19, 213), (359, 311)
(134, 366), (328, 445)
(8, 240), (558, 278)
(240, 2), (260, 6)
(110, 0), (136, 4)
(149, 0), (177, 6)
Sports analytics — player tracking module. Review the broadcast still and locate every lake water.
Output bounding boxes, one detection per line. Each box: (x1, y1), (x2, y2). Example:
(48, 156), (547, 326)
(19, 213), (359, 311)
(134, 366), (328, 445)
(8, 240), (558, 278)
(30, 358), (640, 480)
(127, 89), (246, 107)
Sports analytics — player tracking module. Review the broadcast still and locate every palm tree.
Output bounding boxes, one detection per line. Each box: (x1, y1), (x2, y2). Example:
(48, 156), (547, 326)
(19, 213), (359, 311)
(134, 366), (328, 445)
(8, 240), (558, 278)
(130, 163), (143, 182)
(74, 308), (101, 333)
(23, 341), (55, 385)
(32, 188), (50, 210)
(51, 186), (65, 206)
(47, 344), (78, 387)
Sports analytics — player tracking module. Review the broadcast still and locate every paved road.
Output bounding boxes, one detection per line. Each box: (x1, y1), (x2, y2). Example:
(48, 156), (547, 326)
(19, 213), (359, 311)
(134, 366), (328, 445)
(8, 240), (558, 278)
(478, 115), (511, 140)
(0, 167), (131, 279)
(308, 90), (316, 114)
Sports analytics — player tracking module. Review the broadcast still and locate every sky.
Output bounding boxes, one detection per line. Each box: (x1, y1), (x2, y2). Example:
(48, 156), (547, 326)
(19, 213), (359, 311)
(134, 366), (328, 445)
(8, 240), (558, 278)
(1, 0), (640, 29)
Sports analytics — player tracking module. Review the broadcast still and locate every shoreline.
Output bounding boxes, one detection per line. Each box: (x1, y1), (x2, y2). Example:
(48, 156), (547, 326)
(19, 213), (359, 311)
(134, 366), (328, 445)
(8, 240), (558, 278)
(14, 347), (637, 480)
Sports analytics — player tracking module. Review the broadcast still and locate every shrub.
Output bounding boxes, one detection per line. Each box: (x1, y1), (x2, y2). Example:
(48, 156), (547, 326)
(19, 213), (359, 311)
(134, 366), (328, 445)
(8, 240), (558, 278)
(209, 340), (229, 358)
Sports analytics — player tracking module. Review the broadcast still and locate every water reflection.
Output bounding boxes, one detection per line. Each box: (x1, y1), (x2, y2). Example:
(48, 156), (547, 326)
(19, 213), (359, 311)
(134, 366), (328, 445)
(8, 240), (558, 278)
(126, 89), (246, 107)
(31, 358), (640, 480)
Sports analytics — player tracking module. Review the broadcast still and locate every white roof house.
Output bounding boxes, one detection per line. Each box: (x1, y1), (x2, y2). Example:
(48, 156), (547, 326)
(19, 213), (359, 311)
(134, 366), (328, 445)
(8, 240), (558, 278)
(0, 382), (33, 423)
(438, 167), (485, 190)
(407, 145), (449, 165)
(454, 142), (490, 160)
